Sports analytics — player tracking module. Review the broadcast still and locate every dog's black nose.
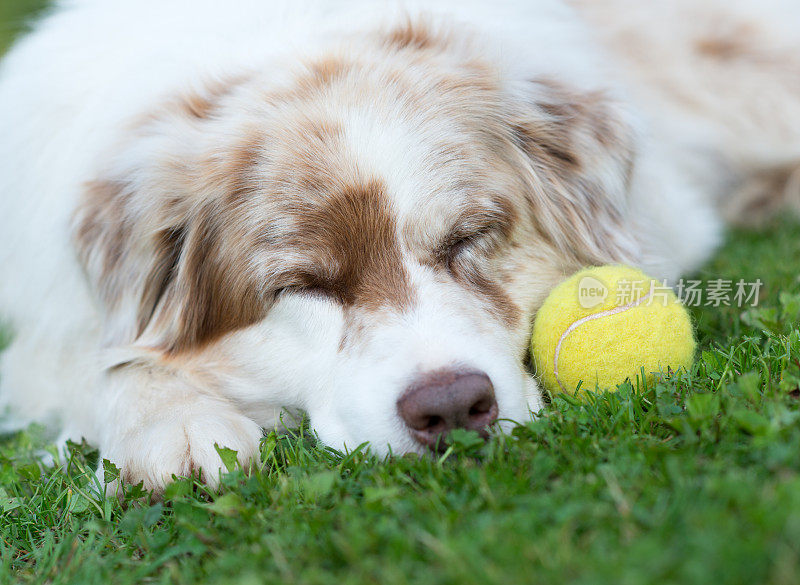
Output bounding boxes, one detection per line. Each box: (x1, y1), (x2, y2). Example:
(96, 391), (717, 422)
(397, 369), (498, 452)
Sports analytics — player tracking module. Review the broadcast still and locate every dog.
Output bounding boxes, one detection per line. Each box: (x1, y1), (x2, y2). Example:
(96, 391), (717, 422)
(0, 0), (798, 492)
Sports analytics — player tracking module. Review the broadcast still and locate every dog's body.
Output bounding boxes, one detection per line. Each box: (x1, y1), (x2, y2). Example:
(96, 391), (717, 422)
(0, 0), (797, 490)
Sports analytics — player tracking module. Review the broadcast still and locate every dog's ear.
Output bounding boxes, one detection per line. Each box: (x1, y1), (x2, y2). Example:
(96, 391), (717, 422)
(511, 79), (641, 265)
(73, 96), (269, 353)
(74, 178), (184, 347)
(74, 177), (268, 354)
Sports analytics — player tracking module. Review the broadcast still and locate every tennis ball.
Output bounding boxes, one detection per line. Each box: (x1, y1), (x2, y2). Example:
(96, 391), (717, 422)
(531, 265), (695, 397)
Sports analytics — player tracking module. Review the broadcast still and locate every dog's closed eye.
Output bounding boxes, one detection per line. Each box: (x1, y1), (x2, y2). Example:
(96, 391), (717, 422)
(274, 277), (343, 302)
(275, 284), (334, 299)
(438, 223), (506, 269)
(273, 271), (341, 301)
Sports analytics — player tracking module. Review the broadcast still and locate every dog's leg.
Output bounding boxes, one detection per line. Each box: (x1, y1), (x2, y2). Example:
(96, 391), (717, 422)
(96, 358), (263, 495)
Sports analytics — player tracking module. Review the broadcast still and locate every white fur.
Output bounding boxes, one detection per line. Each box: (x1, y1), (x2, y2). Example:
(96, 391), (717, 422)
(0, 0), (795, 490)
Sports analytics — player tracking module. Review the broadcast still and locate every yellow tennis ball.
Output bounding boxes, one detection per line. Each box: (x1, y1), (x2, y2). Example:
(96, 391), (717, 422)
(531, 265), (696, 397)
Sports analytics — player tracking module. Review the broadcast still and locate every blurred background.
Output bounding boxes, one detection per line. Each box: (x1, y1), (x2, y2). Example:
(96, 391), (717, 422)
(0, 0), (50, 54)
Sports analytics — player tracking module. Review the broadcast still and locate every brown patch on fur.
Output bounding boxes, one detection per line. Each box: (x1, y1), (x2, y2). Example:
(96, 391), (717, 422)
(81, 39), (642, 361)
(308, 57), (349, 86)
(267, 115), (347, 198)
(179, 75), (251, 120)
(273, 57), (353, 104)
(75, 180), (130, 288)
(513, 119), (581, 170)
(164, 204), (267, 352)
(75, 179), (179, 337)
(695, 24), (757, 60)
(75, 119), (270, 353)
(385, 18), (443, 51)
(294, 119), (343, 151)
(209, 127), (268, 204)
(129, 75), (252, 130)
(337, 311), (370, 353)
(723, 163), (800, 226)
(294, 180), (414, 311)
(512, 78), (638, 266)
(81, 96), (415, 353)
(519, 79), (625, 159)
(181, 93), (218, 120)
(76, 175), (268, 353)
(454, 265), (521, 327)
(137, 226), (186, 336)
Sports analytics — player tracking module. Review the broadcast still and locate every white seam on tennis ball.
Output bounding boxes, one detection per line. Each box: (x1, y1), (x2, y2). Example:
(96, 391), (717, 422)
(553, 291), (654, 393)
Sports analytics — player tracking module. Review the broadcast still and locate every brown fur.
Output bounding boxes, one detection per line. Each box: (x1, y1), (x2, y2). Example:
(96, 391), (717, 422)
(74, 179), (135, 311)
(75, 76), (418, 353)
(74, 25), (639, 357)
(695, 29), (755, 61)
(174, 75), (252, 120)
(723, 163), (800, 226)
(306, 57), (350, 88)
(157, 204), (266, 352)
(292, 181), (414, 310)
(75, 99), (272, 352)
(453, 265), (521, 327)
(512, 78), (637, 266)
(384, 18), (446, 51)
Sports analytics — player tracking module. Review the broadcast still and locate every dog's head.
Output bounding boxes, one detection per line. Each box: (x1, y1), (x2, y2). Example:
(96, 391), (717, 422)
(74, 21), (639, 454)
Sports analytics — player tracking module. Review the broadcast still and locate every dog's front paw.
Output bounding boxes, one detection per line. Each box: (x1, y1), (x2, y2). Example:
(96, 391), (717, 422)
(102, 404), (263, 495)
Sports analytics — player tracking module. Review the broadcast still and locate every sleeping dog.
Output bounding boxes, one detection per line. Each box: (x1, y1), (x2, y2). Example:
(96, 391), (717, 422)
(0, 0), (797, 491)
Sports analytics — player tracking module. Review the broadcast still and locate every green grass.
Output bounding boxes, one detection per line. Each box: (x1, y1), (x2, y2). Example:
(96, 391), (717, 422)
(1, 225), (799, 585)
(0, 0), (49, 54)
(3, 4), (800, 582)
